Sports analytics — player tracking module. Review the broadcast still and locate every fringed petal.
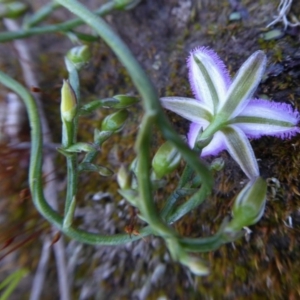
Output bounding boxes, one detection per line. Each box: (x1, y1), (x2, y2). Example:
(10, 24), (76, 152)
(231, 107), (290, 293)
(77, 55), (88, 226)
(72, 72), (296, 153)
(187, 47), (231, 113)
(232, 99), (300, 138)
(219, 51), (267, 119)
(221, 126), (259, 179)
(160, 97), (212, 123)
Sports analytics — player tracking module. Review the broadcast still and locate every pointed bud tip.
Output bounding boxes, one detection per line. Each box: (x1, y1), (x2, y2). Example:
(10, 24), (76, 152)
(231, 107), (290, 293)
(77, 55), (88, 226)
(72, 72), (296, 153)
(117, 165), (132, 190)
(60, 80), (77, 122)
(225, 177), (267, 232)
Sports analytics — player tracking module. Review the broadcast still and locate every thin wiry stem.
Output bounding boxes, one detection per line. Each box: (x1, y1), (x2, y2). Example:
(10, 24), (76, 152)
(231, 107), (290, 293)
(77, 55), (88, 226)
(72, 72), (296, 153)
(3, 18), (71, 300)
(0, 0), (215, 251)
(0, 1), (115, 42)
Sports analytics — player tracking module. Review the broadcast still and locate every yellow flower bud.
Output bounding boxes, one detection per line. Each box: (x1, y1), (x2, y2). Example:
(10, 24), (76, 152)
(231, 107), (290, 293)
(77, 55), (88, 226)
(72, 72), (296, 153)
(60, 80), (77, 122)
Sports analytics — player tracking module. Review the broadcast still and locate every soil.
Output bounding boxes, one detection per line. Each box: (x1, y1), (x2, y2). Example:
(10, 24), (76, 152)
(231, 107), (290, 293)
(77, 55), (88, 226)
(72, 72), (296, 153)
(1, 0), (300, 299)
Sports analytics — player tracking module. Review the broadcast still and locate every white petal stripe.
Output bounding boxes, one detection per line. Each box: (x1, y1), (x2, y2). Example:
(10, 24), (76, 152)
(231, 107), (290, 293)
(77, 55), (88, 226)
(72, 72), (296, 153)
(221, 126), (259, 179)
(219, 51), (267, 119)
(160, 97), (212, 123)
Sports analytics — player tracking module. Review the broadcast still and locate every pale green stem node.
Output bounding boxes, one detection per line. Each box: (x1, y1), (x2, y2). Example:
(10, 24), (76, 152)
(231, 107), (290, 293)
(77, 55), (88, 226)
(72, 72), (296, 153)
(117, 164), (133, 190)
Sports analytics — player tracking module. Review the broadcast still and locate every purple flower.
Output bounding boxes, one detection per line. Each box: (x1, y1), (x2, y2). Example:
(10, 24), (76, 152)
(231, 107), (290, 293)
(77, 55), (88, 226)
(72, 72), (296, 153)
(161, 47), (299, 178)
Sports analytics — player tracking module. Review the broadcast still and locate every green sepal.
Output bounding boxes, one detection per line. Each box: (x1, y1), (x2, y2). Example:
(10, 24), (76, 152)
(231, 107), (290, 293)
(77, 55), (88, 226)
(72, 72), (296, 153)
(64, 142), (97, 153)
(79, 95), (139, 116)
(78, 162), (113, 176)
(118, 189), (138, 207)
(66, 45), (91, 70)
(117, 165), (132, 189)
(109, 95), (139, 109)
(79, 98), (119, 115)
(94, 129), (113, 144)
(101, 109), (129, 132)
(151, 179), (167, 190)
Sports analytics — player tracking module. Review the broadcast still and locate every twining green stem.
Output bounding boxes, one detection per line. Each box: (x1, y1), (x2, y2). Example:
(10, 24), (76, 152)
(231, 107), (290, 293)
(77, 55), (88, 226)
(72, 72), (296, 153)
(62, 60), (80, 216)
(179, 234), (225, 252)
(178, 220), (244, 252)
(0, 73), (226, 251)
(135, 114), (177, 237)
(178, 164), (195, 188)
(160, 188), (195, 221)
(0, 268), (28, 300)
(166, 187), (207, 224)
(61, 120), (73, 148)
(61, 117), (78, 215)
(81, 149), (100, 165)
(23, 1), (60, 28)
(65, 153), (78, 215)
(55, 0), (213, 238)
(159, 163), (195, 220)
(0, 70), (152, 245)
(81, 137), (108, 164)
(0, 1), (116, 42)
(1, 0), (214, 249)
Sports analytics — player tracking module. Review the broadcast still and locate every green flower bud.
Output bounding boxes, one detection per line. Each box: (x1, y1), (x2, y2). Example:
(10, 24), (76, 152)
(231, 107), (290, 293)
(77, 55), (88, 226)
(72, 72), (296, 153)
(60, 80), (77, 122)
(152, 141), (181, 179)
(101, 109), (129, 132)
(66, 45), (91, 70)
(64, 142), (96, 153)
(109, 95), (139, 109)
(118, 189), (138, 207)
(166, 238), (209, 276)
(129, 157), (138, 175)
(209, 157), (225, 172)
(0, 2), (28, 19)
(224, 177), (267, 233)
(78, 162), (113, 177)
(117, 165), (132, 190)
(180, 254), (210, 276)
(94, 128), (113, 145)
